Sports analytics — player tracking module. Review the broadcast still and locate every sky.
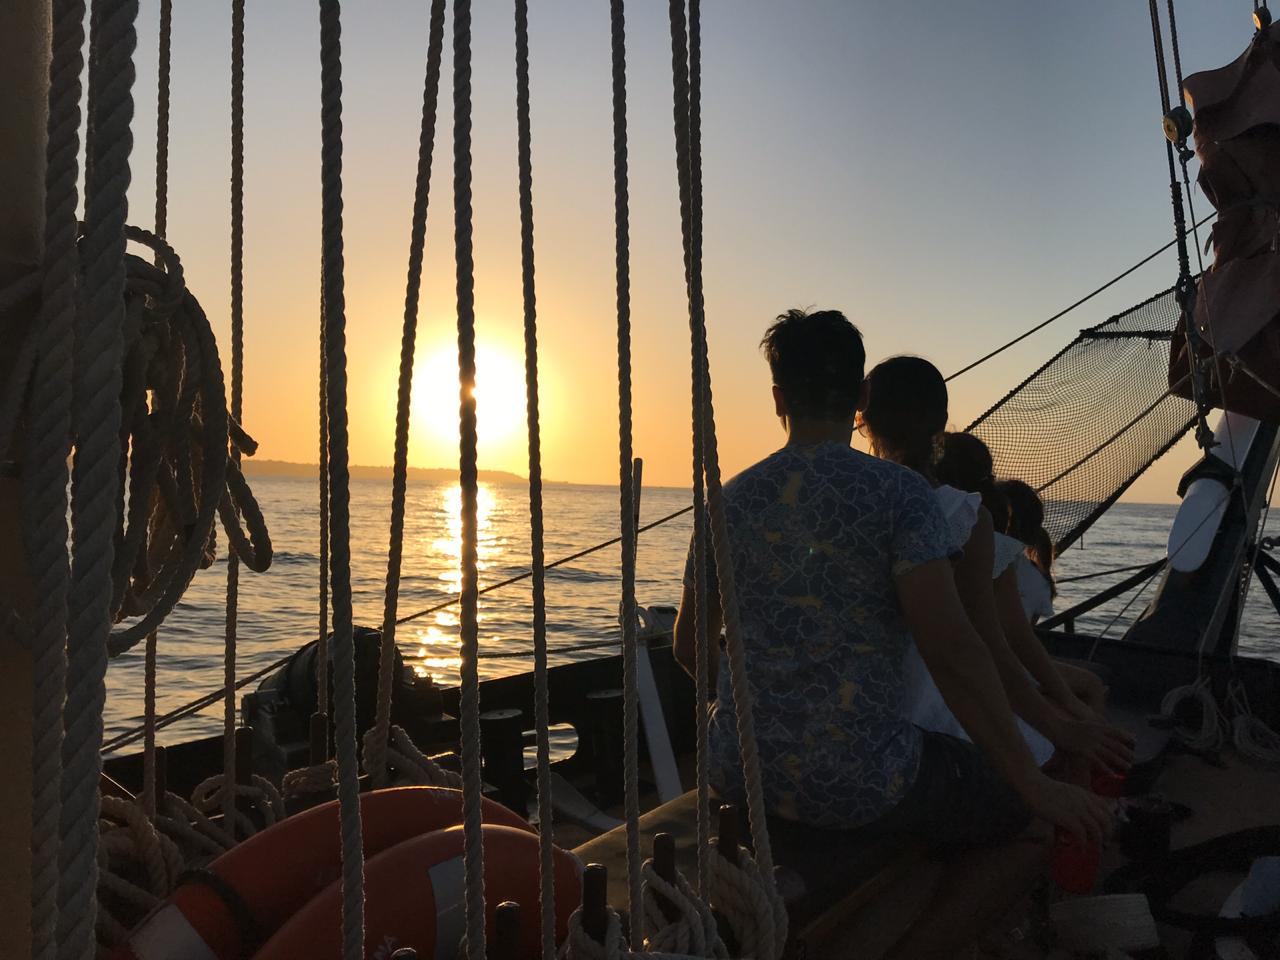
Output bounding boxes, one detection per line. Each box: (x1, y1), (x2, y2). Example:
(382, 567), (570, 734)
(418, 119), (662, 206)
(117, 0), (1260, 500)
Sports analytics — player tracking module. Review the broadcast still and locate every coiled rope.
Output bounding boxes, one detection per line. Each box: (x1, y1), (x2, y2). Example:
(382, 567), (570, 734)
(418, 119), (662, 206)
(512, 0), (558, 956)
(58, 0), (140, 952)
(450, 0), (488, 956)
(366, 0), (447, 792)
(316, 0), (366, 955)
(640, 861), (727, 958)
(361, 724), (462, 789)
(26, 0), (87, 955)
(666, 3), (786, 957)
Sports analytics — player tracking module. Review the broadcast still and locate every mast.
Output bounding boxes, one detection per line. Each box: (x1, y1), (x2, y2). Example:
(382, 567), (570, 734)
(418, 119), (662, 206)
(0, 0), (49, 952)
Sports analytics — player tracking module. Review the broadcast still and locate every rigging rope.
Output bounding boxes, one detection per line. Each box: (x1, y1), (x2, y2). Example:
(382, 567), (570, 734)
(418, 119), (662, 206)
(316, 0), (366, 955)
(59, 1), (141, 954)
(607, 0), (644, 946)
(511, 1), (558, 956)
(27, 0), (88, 955)
(450, 1), (488, 955)
(667, 2), (786, 955)
(223, 0), (246, 836)
(318, 295), (330, 727)
(944, 212), (1214, 383)
(366, 0), (447, 791)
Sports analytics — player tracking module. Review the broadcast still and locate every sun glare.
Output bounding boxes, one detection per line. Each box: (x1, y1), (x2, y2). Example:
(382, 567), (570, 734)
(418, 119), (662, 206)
(413, 343), (528, 457)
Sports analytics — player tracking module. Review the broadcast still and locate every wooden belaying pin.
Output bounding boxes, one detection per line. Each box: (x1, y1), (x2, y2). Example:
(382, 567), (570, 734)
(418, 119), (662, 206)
(717, 803), (740, 866)
(582, 863), (609, 943)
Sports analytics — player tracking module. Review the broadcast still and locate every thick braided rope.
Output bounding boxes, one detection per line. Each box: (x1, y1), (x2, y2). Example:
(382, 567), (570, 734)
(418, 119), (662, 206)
(221, 0), (246, 834)
(513, 2), (556, 957)
(361, 724), (462, 788)
(317, 313), (330, 723)
(666, 4), (784, 952)
(157, 790), (236, 859)
(686, 0), (712, 901)
(153, 0), (171, 239)
(26, 1), (87, 956)
(452, 2), (488, 956)
(317, 2), (366, 956)
(562, 906), (703, 960)
(607, 0), (643, 946)
(142, 630), (157, 818)
(641, 862), (727, 958)
(706, 845), (786, 960)
(58, 2), (140, 955)
(282, 759), (339, 800)
(190, 772), (286, 837)
(96, 797), (184, 953)
(367, 0), (447, 790)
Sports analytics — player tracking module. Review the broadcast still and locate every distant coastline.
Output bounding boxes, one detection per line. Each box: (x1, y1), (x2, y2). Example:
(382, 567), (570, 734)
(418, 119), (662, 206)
(242, 459), (538, 485)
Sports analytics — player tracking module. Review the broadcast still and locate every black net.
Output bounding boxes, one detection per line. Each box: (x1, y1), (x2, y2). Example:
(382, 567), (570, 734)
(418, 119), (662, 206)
(966, 284), (1196, 552)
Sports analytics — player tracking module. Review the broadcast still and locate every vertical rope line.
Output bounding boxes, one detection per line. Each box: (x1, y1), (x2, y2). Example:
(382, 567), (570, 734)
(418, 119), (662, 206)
(451, 0), (487, 955)
(27, 0), (88, 954)
(143, 0), (171, 823)
(222, 0), (246, 834)
(367, 0), (447, 789)
(512, 2), (556, 957)
(59, 0), (139, 955)
(607, 0), (642, 945)
(317, 2), (366, 955)
(667, 0), (780, 898)
(317, 293), (330, 726)
(687, 0), (711, 902)
(153, 0), (171, 238)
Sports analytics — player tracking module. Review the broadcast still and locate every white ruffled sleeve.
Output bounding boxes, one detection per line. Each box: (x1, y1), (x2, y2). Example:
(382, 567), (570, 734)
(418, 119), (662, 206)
(932, 484), (982, 555)
(992, 531), (1025, 579)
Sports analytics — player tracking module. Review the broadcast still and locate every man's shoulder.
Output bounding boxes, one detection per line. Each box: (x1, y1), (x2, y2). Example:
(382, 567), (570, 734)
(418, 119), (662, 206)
(725, 444), (935, 504)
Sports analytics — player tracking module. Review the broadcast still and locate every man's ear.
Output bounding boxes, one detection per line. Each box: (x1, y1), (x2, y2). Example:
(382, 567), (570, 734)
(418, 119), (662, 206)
(772, 384), (787, 420)
(857, 377), (870, 412)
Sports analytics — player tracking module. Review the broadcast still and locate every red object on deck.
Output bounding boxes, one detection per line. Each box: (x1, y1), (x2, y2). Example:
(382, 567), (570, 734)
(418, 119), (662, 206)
(1052, 828), (1101, 894)
(1090, 767), (1127, 798)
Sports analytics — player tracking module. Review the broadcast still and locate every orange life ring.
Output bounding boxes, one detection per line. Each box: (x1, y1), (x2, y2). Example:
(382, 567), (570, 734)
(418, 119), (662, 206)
(112, 786), (532, 960)
(253, 823), (583, 960)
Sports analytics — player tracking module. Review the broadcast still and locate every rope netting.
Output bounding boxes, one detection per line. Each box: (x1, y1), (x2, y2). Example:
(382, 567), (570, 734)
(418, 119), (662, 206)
(967, 283), (1197, 553)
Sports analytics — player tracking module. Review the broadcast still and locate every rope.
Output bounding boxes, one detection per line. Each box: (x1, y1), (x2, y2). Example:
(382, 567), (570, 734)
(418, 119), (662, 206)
(190, 772), (285, 837)
(512, 1), (556, 956)
(1158, 677), (1225, 752)
(59, 0), (141, 952)
(367, 0), (447, 791)
(944, 213), (1214, 382)
(607, 0), (643, 946)
(641, 861), (727, 958)
(706, 844), (787, 960)
(316, 1), (366, 956)
(142, 631), (157, 819)
(96, 795), (185, 955)
(361, 724), (462, 788)
(318, 300), (330, 725)
(26, 0), (88, 954)
(450, 1), (487, 956)
(281, 759), (338, 800)
(222, 0), (246, 838)
(100, 509), (694, 757)
(154, 0), (171, 239)
(667, 5), (785, 956)
(1226, 681), (1280, 764)
(1058, 561), (1166, 584)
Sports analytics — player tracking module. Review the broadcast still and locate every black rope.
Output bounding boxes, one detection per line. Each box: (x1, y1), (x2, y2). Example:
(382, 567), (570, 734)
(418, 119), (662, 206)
(944, 213), (1213, 382)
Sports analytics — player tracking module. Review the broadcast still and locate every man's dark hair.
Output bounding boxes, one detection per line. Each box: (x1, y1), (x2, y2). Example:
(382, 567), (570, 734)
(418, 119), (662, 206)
(760, 309), (866, 421)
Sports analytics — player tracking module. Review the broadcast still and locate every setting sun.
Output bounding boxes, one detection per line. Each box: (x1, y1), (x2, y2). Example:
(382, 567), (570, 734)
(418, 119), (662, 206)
(412, 341), (529, 465)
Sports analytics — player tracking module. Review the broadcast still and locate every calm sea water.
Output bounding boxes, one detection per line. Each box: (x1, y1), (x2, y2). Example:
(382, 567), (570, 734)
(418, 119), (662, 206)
(104, 477), (1278, 746)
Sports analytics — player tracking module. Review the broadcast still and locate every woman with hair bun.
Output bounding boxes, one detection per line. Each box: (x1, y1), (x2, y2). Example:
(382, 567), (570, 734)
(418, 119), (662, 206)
(861, 358), (1131, 772)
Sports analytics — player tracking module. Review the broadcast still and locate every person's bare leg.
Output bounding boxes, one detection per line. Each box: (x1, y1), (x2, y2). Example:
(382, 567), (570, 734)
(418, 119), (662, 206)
(882, 823), (1050, 960)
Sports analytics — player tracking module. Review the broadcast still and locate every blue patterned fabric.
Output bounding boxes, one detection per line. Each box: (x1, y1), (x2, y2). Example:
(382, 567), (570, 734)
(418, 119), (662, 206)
(686, 441), (952, 829)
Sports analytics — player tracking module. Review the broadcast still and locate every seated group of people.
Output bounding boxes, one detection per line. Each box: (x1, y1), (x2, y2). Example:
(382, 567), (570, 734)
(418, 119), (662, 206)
(671, 309), (1134, 957)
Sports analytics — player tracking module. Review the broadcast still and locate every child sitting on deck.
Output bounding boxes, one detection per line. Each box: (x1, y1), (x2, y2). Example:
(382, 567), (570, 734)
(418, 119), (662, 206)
(672, 310), (1113, 959)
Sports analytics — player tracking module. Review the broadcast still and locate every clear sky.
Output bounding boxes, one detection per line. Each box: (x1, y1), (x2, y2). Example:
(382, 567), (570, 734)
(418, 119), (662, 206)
(120, 1), (1258, 500)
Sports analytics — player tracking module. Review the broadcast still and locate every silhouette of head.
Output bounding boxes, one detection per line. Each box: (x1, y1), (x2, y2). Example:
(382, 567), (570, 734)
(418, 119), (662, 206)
(999, 478), (1045, 545)
(760, 309), (866, 426)
(937, 432), (1009, 533)
(861, 356), (948, 478)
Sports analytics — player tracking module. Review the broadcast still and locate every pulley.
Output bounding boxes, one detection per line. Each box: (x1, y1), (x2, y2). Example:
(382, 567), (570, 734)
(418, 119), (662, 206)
(1163, 105), (1194, 145)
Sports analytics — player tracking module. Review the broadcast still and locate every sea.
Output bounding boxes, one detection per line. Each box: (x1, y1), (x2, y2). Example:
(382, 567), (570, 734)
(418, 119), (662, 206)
(103, 476), (1279, 748)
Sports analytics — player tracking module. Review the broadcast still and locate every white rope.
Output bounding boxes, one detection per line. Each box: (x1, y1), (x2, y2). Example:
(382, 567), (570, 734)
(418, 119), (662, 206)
(1226, 680), (1280, 764)
(360, 724), (462, 788)
(189, 772), (285, 839)
(559, 906), (704, 960)
(640, 862), (727, 958)
(1158, 677), (1224, 752)
(282, 759), (339, 800)
(96, 796), (185, 956)
(155, 790), (236, 861)
(705, 844), (787, 960)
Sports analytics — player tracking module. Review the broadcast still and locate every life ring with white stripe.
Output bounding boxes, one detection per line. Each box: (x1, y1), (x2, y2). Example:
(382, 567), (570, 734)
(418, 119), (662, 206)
(112, 786), (533, 960)
(252, 823), (583, 960)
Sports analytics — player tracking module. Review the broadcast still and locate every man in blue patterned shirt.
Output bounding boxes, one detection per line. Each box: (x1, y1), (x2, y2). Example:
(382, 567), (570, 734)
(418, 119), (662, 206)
(674, 309), (1112, 956)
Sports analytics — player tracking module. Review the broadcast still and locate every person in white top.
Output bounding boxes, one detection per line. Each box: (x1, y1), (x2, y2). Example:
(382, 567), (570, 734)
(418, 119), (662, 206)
(860, 358), (1131, 773)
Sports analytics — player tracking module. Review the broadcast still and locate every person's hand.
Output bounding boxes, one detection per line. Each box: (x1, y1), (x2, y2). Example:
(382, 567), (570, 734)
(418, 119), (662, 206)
(1052, 717), (1135, 774)
(1015, 770), (1115, 843)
